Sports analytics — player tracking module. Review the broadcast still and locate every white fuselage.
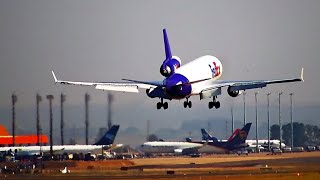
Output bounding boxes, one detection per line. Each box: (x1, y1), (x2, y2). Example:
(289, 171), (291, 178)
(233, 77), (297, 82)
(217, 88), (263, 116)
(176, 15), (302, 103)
(175, 55), (223, 95)
(140, 141), (203, 154)
(246, 140), (285, 148)
(0, 145), (109, 155)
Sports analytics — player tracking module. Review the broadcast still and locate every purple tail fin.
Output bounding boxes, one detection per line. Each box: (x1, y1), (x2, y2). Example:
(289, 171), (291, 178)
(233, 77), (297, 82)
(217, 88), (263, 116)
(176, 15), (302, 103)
(163, 29), (172, 60)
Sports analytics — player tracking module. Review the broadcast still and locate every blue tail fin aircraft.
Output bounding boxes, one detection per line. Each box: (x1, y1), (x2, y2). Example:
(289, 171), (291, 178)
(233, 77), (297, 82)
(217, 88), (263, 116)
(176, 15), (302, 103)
(0, 125), (121, 155)
(190, 123), (252, 154)
(52, 29), (303, 110)
(201, 128), (218, 142)
(94, 125), (120, 145)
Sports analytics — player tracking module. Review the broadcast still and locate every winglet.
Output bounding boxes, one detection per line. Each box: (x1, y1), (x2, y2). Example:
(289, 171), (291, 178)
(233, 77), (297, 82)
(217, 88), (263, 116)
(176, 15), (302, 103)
(300, 68), (304, 82)
(51, 71), (58, 83)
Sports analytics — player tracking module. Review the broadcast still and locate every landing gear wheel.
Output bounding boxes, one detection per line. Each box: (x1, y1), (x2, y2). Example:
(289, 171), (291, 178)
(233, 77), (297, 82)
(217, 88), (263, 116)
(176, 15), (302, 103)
(214, 101), (220, 109)
(163, 102), (168, 109)
(183, 101), (188, 108)
(208, 102), (214, 109)
(209, 96), (220, 109)
(157, 102), (162, 110)
(188, 101), (192, 108)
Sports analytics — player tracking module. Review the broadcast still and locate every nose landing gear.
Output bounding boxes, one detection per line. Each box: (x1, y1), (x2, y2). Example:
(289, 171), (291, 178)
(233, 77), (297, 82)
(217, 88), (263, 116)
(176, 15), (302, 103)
(209, 96), (220, 109)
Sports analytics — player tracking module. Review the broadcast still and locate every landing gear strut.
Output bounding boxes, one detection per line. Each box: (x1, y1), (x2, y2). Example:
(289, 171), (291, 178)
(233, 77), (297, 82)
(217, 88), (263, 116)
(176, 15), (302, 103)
(183, 98), (192, 108)
(208, 96), (220, 109)
(157, 98), (168, 110)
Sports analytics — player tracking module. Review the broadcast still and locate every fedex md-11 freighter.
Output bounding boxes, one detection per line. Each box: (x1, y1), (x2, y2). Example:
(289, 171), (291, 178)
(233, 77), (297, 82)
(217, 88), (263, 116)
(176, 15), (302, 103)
(52, 29), (304, 109)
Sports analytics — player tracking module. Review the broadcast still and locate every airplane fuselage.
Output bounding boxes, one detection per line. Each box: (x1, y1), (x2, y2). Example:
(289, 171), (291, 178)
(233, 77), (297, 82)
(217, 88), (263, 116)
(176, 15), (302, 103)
(163, 55), (222, 100)
(0, 145), (108, 155)
(140, 141), (203, 154)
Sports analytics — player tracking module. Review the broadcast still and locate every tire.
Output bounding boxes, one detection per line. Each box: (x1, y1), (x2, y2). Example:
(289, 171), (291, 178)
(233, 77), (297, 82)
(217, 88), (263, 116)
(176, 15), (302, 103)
(208, 102), (213, 109)
(183, 101), (187, 108)
(157, 102), (162, 109)
(188, 101), (192, 108)
(215, 101), (220, 109)
(163, 102), (168, 109)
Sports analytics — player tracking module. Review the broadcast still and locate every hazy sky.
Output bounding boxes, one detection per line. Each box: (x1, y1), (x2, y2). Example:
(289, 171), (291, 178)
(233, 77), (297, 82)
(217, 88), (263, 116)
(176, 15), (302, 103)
(0, 1), (319, 142)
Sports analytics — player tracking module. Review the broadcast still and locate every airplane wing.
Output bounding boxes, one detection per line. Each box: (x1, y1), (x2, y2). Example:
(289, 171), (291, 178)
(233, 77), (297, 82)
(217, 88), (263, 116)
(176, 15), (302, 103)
(174, 143), (204, 155)
(103, 144), (123, 151)
(202, 68), (304, 93)
(51, 71), (163, 93)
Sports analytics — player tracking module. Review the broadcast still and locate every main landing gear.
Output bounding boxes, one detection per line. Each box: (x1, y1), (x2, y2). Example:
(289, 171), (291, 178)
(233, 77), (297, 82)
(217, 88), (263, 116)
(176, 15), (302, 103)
(183, 98), (192, 108)
(208, 96), (220, 109)
(157, 98), (168, 110)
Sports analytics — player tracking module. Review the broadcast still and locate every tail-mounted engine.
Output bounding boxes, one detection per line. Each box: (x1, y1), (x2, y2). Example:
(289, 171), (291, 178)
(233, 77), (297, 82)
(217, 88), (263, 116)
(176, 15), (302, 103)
(160, 56), (181, 77)
(160, 29), (182, 77)
(227, 86), (243, 97)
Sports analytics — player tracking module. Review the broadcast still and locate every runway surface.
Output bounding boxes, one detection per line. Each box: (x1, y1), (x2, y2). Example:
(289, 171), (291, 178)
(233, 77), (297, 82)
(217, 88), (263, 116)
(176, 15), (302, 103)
(1, 152), (320, 179)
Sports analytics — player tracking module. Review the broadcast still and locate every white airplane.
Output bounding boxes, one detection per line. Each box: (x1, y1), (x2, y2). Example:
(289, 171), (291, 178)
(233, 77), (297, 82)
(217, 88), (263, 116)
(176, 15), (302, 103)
(186, 123), (252, 154)
(52, 29), (304, 109)
(246, 140), (285, 149)
(139, 141), (204, 155)
(0, 125), (121, 156)
(201, 128), (285, 151)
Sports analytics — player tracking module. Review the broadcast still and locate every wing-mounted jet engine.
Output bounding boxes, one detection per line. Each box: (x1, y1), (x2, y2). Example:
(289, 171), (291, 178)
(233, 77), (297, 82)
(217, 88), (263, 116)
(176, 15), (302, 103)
(227, 86), (243, 97)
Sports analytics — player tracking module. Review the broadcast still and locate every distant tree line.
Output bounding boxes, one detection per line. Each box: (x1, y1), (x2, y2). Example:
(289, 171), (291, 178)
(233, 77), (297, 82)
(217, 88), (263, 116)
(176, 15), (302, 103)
(271, 122), (320, 147)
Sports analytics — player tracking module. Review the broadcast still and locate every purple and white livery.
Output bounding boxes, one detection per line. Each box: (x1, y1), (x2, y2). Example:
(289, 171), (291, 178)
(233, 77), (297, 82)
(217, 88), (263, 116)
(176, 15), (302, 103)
(52, 29), (304, 110)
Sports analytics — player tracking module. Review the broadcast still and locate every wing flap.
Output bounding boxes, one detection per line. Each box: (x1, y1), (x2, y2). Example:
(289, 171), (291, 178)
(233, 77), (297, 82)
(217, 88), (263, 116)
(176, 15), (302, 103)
(96, 84), (139, 93)
(229, 82), (267, 91)
(200, 87), (221, 100)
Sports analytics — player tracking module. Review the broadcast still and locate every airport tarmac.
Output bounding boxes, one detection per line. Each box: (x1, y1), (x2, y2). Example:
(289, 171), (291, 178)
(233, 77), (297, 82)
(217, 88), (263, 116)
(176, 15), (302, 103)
(1, 151), (320, 179)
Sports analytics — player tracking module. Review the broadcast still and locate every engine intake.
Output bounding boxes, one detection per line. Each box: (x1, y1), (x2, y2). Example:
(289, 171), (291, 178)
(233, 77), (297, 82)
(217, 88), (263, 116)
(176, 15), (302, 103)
(227, 86), (242, 97)
(160, 56), (181, 77)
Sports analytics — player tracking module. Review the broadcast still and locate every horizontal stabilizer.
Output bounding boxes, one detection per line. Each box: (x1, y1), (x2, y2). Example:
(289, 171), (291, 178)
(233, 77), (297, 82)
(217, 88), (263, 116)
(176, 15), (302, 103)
(229, 83), (267, 91)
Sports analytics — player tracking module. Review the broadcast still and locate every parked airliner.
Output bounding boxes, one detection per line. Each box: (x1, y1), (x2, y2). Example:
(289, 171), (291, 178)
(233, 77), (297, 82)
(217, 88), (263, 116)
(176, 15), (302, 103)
(139, 140), (204, 155)
(52, 29), (304, 109)
(0, 125), (121, 155)
(201, 126), (285, 151)
(188, 123), (252, 154)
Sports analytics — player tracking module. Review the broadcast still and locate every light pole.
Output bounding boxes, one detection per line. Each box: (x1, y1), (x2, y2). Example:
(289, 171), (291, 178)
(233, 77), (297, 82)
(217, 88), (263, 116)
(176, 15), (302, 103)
(39, 127), (43, 173)
(85, 93), (90, 145)
(289, 93), (294, 149)
(47, 95), (54, 156)
(36, 94), (42, 146)
(267, 92), (271, 151)
(243, 92), (246, 126)
(12, 94), (17, 146)
(255, 92), (259, 153)
(231, 104), (234, 134)
(278, 92), (283, 149)
(107, 93), (113, 130)
(60, 93), (66, 145)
